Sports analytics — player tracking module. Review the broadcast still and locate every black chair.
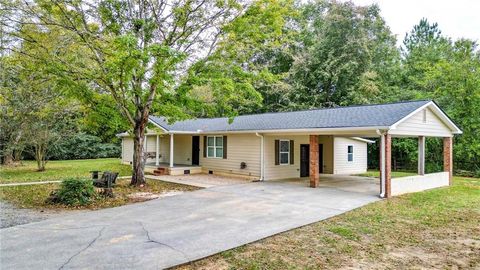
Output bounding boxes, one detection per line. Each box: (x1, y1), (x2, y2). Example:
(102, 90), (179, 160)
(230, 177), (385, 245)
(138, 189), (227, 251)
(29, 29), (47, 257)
(93, 171), (119, 188)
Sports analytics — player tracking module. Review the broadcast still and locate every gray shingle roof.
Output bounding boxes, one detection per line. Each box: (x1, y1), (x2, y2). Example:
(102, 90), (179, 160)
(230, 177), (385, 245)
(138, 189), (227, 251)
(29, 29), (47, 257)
(149, 100), (431, 132)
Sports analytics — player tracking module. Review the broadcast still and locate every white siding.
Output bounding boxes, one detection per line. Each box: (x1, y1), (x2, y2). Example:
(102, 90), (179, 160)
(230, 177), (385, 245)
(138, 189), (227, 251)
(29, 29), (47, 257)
(389, 107), (452, 137)
(264, 135), (334, 180)
(173, 135), (192, 165)
(333, 137), (368, 174)
(122, 137), (133, 163)
(200, 134), (261, 177)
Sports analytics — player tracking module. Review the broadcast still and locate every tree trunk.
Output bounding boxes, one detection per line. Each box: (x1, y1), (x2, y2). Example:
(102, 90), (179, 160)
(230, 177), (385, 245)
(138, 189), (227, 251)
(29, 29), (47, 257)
(35, 145), (46, 171)
(131, 121), (147, 186)
(2, 152), (14, 165)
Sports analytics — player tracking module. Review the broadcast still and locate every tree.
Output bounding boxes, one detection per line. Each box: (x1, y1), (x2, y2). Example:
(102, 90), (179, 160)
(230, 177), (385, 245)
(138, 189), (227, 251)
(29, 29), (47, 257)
(179, 0), (296, 116)
(3, 0), (252, 185)
(288, 0), (399, 108)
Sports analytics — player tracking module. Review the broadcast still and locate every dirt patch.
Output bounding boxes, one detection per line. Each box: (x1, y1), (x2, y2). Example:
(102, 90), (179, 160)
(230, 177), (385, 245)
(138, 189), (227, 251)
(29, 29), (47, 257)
(126, 190), (184, 201)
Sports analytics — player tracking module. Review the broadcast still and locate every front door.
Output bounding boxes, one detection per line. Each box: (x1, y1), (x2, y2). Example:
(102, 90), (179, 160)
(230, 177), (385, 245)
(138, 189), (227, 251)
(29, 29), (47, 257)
(300, 144), (324, 177)
(319, 144), (324, 173)
(300, 144), (309, 177)
(191, 136), (200, 165)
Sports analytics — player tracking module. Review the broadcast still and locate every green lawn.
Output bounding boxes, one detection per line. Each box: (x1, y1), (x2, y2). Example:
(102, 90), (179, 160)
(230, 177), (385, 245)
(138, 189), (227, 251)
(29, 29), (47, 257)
(178, 176), (480, 269)
(0, 158), (132, 184)
(356, 169), (418, 178)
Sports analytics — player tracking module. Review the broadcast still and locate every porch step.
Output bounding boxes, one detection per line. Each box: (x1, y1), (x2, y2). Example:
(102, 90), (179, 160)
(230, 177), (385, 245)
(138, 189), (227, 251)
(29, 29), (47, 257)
(153, 168), (168, 176)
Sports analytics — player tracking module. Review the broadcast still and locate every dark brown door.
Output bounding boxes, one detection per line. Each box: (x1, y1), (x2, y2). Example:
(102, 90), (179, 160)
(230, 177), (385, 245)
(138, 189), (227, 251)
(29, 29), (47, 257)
(192, 136), (200, 165)
(300, 144), (310, 177)
(319, 144), (324, 173)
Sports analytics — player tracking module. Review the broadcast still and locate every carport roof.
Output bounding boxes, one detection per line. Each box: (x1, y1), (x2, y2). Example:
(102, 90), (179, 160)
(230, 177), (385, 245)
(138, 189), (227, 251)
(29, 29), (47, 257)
(146, 100), (460, 134)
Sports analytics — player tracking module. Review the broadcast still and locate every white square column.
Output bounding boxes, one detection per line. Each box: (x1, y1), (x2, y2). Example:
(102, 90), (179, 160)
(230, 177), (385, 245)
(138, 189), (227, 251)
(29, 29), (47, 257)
(155, 134), (160, 166)
(418, 136), (425, 175)
(169, 134), (174, 168)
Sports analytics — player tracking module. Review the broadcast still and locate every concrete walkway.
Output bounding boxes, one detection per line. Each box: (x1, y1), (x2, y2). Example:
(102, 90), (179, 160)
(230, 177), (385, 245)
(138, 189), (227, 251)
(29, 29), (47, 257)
(0, 180), (62, 187)
(0, 181), (380, 269)
(0, 176), (133, 187)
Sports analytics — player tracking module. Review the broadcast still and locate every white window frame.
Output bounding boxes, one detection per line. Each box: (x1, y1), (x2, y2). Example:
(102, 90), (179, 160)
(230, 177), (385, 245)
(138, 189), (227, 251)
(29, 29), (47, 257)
(279, 139), (290, 165)
(207, 136), (223, 158)
(347, 145), (354, 162)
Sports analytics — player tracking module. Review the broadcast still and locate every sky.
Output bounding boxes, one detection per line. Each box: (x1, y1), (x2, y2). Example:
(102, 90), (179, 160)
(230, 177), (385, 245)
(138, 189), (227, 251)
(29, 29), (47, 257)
(348, 0), (480, 45)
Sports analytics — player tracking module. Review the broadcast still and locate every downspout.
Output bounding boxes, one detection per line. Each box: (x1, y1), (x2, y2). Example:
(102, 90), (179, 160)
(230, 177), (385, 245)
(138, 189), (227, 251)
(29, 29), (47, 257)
(376, 129), (386, 198)
(255, 133), (265, 181)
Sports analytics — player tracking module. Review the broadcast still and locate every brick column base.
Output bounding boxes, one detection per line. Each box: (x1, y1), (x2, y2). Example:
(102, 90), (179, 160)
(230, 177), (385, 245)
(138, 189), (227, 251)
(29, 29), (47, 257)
(443, 137), (453, 185)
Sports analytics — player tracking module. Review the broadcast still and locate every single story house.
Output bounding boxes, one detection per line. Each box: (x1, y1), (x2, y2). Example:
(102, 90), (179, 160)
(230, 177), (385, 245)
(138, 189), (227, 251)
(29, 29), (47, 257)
(119, 100), (462, 198)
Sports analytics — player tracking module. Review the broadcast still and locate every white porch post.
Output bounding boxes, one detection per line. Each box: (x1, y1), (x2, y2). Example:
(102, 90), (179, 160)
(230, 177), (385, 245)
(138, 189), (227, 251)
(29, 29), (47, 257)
(155, 134), (160, 166)
(380, 133), (386, 197)
(418, 136), (425, 175)
(169, 134), (174, 168)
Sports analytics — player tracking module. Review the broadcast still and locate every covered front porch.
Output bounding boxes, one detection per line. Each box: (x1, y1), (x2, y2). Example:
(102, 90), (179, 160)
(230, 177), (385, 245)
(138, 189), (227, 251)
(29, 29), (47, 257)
(145, 162), (202, 176)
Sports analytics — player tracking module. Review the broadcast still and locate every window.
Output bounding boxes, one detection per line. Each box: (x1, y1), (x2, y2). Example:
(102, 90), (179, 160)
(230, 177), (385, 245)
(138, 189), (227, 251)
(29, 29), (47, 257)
(279, 140), (290, 165)
(347, 145), (354, 162)
(207, 136), (223, 158)
(423, 109), (427, 123)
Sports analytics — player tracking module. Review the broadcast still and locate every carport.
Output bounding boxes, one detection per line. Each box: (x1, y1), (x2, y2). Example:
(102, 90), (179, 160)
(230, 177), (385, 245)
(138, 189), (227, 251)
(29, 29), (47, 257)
(303, 101), (462, 198)
(277, 174), (379, 196)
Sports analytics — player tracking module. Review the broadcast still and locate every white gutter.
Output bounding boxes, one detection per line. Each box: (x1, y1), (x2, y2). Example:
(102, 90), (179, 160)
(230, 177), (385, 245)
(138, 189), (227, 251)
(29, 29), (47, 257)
(255, 133), (265, 181)
(165, 126), (390, 135)
(376, 129), (386, 198)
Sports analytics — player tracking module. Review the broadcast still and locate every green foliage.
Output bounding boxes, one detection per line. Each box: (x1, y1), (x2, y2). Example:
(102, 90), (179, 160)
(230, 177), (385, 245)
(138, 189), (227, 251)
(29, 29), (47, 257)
(48, 178), (96, 206)
(49, 133), (120, 160)
(287, 1), (400, 108)
(179, 0), (296, 117)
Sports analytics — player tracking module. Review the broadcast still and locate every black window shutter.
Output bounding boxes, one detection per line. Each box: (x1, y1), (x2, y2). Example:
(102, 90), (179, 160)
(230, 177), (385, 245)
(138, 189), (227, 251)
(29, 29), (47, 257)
(203, 136), (207, 157)
(290, 140), (294, 164)
(275, 140), (280, 165)
(223, 136), (227, 159)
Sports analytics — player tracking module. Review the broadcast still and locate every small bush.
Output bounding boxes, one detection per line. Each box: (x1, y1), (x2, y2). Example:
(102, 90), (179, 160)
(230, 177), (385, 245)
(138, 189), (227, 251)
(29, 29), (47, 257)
(47, 178), (96, 206)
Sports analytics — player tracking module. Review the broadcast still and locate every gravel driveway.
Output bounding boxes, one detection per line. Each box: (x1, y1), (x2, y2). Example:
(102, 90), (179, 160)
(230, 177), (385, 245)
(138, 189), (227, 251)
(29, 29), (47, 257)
(0, 201), (79, 229)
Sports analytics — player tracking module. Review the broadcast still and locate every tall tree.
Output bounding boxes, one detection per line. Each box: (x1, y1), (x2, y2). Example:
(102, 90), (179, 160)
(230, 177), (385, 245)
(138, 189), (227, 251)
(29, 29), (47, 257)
(288, 0), (399, 108)
(179, 0), (296, 116)
(3, 0), (251, 185)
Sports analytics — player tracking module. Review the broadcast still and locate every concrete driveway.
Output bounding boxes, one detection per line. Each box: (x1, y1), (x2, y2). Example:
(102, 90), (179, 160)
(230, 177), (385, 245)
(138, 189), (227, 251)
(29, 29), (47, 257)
(0, 181), (380, 269)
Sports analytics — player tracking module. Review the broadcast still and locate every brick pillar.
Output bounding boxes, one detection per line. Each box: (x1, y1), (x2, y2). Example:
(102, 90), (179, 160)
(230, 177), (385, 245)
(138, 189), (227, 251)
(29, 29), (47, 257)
(385, 134), (392, 198)
(309, 135), (319, 188)
(443, 137), (453, 185)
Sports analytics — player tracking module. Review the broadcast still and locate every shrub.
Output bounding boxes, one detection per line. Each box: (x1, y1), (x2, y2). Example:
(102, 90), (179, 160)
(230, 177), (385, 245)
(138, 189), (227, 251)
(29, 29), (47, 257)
(48, 133), (121, 160)
(47, 178), (96, 206)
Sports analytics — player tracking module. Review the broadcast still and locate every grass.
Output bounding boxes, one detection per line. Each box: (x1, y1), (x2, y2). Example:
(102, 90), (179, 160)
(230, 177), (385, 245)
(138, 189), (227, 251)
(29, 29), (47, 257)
(0, 158), (132, 184)
(0, 178), (199, 210)
(177, 176), (480, 269)
(356, 169), (418, 178)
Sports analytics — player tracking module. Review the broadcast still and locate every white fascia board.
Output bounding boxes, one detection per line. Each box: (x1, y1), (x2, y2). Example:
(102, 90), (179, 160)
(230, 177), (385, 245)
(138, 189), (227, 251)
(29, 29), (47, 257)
(167, 126), (390, 135)
(350, 137), (376, 144)
(148, 118), (170, 133)
(390, 101), (462, 134)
